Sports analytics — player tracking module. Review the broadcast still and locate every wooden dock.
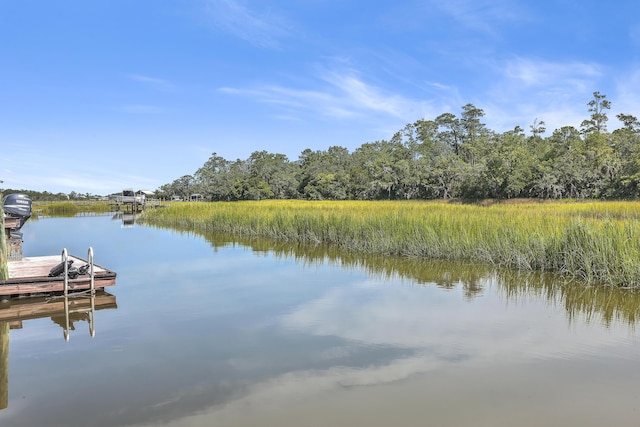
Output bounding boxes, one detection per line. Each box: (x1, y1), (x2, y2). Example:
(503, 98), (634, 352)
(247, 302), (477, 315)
(0, 255), (116, 297)
(3, 207), (117, 299)
(2, 217), (19, 230)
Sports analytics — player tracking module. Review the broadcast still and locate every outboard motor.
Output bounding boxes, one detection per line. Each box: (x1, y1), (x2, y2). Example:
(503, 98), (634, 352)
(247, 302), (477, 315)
(3, 193), (32, 239)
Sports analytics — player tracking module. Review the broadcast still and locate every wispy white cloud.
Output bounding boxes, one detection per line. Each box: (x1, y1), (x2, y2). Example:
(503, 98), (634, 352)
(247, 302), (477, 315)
(127, 74), (176, 91)
(222, 53), (636, 139)
(270, 114), (303, 122)
(427, 81), (454, 91)
(321, 72), (407, 117)
(491, 59), (640, 133)
(204, 0), (293, 48)
(504, 57), (602, 90)
(220, 85), (327, 110)
(219, 69), (436, 124)
(477, 57), (606, 133)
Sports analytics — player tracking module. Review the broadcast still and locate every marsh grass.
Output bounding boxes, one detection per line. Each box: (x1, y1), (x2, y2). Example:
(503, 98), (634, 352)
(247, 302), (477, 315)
(140, 200), (640, 287)
(37, 201), (113, 216)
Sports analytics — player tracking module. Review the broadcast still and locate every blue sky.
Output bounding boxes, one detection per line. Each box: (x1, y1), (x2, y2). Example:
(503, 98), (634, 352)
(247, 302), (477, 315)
(2, 0), (640, 195)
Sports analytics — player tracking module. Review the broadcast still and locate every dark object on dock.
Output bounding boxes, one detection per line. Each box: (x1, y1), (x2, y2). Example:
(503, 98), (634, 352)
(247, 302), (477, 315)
(2, 193), (32, 239)
(48, 260), (74, 277)
(67, 263), (91, 279)
(47, 260), (92, 279)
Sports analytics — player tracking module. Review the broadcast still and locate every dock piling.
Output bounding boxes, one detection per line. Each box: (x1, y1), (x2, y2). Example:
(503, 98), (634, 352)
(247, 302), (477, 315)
(0, 322), (7, 410)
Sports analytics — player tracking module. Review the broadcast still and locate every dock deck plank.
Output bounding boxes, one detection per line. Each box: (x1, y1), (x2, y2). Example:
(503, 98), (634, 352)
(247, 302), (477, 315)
(3, 216), (20, 229)
(7, 255), (110, 279)
(0, 255), (116, 296)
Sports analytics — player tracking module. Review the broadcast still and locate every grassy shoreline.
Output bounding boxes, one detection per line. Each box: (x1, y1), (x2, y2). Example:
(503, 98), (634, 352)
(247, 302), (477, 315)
(33, 201), (113, 216)
(140, 200), (640, 288)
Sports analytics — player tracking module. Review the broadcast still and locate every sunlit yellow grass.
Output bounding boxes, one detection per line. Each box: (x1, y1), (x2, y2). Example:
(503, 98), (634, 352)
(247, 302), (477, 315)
(36, 201), (113, 216)
(141, 200), (640, 288)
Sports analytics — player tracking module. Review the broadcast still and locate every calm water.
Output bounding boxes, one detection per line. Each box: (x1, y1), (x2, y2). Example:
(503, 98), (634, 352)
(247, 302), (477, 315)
(1, 214), (639, 426)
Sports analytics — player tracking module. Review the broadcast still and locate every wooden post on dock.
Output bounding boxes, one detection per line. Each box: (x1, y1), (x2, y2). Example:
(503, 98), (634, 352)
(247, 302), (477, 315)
(0, 322), (7, 410)
(1, 190), (7, 282)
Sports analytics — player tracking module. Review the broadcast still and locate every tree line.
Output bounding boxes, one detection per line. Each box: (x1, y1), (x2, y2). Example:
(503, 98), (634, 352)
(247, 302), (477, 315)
(158, 91), (640, 201)
(0, 190), (97, 201)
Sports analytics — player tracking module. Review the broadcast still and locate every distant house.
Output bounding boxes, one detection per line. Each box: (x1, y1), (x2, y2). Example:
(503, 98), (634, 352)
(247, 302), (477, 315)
(109, 189), (146, 205)
(122, 189), (145, 204)
(190, 193), (204, 202)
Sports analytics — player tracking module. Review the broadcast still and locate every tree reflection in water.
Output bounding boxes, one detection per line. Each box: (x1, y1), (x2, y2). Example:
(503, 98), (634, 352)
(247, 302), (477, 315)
(186, 230), (640, 328)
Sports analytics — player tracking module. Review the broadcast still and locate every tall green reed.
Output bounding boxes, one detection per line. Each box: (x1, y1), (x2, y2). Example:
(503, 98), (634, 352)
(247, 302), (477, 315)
(141, 200), (640, 287)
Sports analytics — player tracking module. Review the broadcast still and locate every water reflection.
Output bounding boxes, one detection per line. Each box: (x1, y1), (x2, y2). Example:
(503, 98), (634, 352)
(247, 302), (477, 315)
(0, 292), (117, 411)
(192, 231), (640, 328)
(115, 226), (640, 426)
(5, 216), (640, 426)
(111, 212), (139, 228)
(496, 271), (640, 327)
